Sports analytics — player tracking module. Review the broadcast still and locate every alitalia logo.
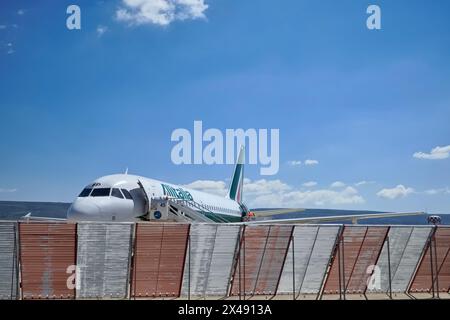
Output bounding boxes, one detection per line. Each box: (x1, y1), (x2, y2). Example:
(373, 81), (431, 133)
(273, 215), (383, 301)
(161, 184), (194, 201)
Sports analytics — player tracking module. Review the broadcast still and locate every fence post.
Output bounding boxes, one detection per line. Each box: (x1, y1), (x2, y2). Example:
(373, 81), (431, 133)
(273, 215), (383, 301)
(341, 235), (346, 300)
(236, 227), (242, 301)
(434, 237), (440, 299)
(243, 230), (246, 301)
(387, 236), (392, 299)
(239, 234), (242, 301)
(429, 231), (435, 299)
(188, 233), (191, 301)
(338, 236), (342, 300)
(292, 234), (295, 300)
(432, 229), (440, 299)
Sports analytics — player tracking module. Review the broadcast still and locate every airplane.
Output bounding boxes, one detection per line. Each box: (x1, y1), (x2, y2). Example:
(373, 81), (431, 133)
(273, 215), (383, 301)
(63, 146), (426, 224)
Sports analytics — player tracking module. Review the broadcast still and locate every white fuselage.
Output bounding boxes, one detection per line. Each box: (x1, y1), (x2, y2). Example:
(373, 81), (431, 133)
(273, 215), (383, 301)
(67, 174), (243, 222)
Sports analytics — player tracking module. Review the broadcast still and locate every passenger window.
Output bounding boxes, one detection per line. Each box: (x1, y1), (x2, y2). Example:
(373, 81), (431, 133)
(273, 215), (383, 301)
(111, 188), (123, 199)
(78, 188), (92, 197)
(121, 189), (133, 200)
(91, 188), (111, 197)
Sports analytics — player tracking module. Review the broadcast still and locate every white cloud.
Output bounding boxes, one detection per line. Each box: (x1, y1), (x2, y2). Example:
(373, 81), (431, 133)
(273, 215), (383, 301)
(425, 189), (439, 195)
(413, 145), (450, 160)
(0, 188), (17, 193)
(116, 0), (208, 26)
(252, 186), (364, 208)
(17, 9), (25, 15)
(0, 25), (6, 30)
(185, 178), (291, 198)
(355, 180), (375, 186)
(377, 185), (414, 200)
(96, 25), (108, 37)
(424, 187), (450, 195)
(287, 159), (319, 167)
(244, 179), (292, 196)
(304, 159), (319, 166)
(7, 49), (14, 55)
(184, 178), (364, 208)
(330, 181), (346, 188)
(184, 180), (227, 196)
(302, 181), (317, 187)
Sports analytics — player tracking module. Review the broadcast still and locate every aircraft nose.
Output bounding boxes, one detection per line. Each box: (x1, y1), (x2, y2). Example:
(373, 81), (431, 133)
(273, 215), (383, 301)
(67, 199), (101, 221)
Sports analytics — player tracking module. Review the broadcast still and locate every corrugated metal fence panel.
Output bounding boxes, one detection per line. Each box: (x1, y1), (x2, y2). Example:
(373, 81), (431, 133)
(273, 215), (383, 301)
(347, 226), (388, 293)
(409, 227), (450, 293)
(19, 222), (77, 299)
(230, 225), (292, 296)
(367, 226), (413, 293)
(253, 225), (292, 295)
(390, 227), (432, 292)
(323, 226), (388, 294)
(277, 225), (319, 295)
(230, 225), (269, 296)
(181, 224), (217, 296)
(300, 226), (341, 294)
(131, 223), (189, 297)
(204, 224), (241, 296)
(323, 226), (366, 294)
(278, 225), (341, 295)
(76, 223), (133, 299)
(437, 228), (450, 292)
(0, 222), (18, 299)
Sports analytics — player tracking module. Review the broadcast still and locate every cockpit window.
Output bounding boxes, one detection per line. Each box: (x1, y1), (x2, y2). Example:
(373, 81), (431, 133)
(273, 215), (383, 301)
(121, 189), (133, 200)
(78, 188), (92, 197)
(91, 188), (111, 197)
(111, 188), (124, 199)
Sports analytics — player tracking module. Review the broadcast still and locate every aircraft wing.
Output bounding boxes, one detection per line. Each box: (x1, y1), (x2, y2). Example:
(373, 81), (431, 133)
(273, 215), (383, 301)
(245, 211), (426, 224)
(251, 208), (306, 217)
(20, 212), (67, 221)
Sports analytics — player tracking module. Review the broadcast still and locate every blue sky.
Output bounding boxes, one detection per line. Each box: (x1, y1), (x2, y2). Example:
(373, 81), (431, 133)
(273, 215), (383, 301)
(0, 0), (449, 213)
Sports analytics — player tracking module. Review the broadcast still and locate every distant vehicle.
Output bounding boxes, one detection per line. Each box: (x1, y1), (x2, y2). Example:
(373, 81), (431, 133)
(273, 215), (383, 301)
(427, 215), (442, 225)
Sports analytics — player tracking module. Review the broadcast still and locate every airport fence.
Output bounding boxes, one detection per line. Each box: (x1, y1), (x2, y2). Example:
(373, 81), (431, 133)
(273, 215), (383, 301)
(0, 221), (449, 300)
